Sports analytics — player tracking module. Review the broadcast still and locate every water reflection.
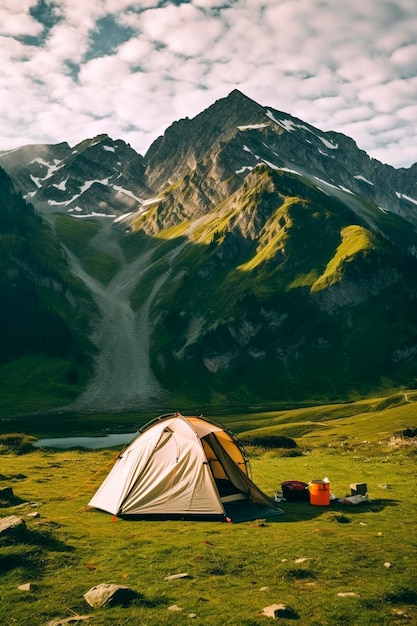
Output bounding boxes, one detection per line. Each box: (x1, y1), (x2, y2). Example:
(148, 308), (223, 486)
(34, 432), (137, 449)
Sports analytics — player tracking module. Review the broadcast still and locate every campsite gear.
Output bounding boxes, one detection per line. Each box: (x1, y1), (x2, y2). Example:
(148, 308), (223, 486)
(281, 480), (309, 502)
(309, 480), (331, 506)
(339, 493), (369, 505)
(88, 413), (284, 521)
(350, 483), (368, 496)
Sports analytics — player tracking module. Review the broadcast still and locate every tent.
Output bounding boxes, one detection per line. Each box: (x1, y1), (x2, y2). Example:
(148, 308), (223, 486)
(88, 413), (284, 521)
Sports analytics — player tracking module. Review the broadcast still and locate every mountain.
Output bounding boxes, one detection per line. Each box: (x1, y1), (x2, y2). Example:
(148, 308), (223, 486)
(0, 168), (95, 413)
(0, 134), (148, 218)
(1, 89), (417, 415)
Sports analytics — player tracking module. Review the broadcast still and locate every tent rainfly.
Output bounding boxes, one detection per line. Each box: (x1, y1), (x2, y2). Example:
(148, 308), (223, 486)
(88, 413), (283, 521)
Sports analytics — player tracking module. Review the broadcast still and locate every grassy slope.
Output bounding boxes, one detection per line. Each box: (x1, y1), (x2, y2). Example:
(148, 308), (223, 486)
(55, 215), (122, 285)
(0, 398), (416, 625)
(0, 201), (97, 415)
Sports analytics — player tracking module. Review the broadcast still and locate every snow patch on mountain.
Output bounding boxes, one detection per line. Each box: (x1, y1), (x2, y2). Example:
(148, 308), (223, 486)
(112, 185), (142, 203)
(71, 211), (116, 219)
(265, 109), (338, 150)
(237, 123), (268, 131)
(114, 211), (133, 223)
(48, 178), (110, 207)
(30, 157), (65, 180)
(354, 174), (374, 185)
(395, 192), (417, 206)
(30, 174), (42, 188)
(53, 176), (69, 191)
(266, 110), (297, 132)
(318, 136), (338, 150)
(236, 165), (254, 174)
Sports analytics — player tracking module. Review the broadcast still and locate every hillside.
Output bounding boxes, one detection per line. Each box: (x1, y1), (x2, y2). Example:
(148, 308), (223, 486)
(0, 169), (94, 413)
(1, 90), (417, 415)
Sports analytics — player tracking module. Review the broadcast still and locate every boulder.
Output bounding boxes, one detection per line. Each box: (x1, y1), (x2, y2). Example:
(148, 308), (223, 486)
(263, 603), (298, 619)
(0, 487), (14, 503)
(84, 583), (138, 608)
(0, 515), (26, 535)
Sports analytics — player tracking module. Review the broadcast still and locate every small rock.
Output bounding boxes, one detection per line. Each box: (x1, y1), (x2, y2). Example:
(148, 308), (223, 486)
(84, 583), (138, 608)
(164, 572), (189, 580)
(188, 613), (197, 618)
(384, 562), (392, 568)
(337, 592), (360, 597)
(27, 512), (41, 518)
(14, 502), (35, 509)
(294, 557), (310, 563)
(168, 605), (183, 612)
(263, 604), (298, 619)
(18, 583), (34, 592)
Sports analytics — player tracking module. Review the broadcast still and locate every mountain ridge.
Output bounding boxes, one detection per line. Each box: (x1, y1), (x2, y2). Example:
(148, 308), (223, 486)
(1, 89), (417, 415)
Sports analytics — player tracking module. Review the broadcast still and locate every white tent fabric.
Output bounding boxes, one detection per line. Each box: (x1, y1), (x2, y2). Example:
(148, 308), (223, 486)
(89, 413), (279, 519)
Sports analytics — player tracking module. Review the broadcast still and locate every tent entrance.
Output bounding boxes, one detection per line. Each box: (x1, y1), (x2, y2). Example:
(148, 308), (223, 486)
(202, 433), (250, 503)
(215, 479), (247, 503)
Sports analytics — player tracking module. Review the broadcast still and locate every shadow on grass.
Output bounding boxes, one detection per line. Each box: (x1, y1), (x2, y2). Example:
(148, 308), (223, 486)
(0, 522), (75, 576)
(266, 497), (400, 522)
(1, 524), (75, 552)
(0, 494), (31, 508)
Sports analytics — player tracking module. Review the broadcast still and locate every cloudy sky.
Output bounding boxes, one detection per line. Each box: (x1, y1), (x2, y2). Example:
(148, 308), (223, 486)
(1, 0), (416, 168)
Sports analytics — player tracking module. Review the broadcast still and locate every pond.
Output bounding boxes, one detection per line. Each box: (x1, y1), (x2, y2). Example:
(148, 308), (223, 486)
(34, 432), (137, 450)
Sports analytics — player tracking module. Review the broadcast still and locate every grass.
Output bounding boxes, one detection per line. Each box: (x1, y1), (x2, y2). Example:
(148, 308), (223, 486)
(0, 397), (416, 625)
(0, 354), (89, 415)
(55, 215), (122, 284)
(311, 225), (375, 292)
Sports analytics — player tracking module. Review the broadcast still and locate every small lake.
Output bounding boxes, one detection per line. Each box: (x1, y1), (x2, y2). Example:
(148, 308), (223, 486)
(34, 432), (137, 450)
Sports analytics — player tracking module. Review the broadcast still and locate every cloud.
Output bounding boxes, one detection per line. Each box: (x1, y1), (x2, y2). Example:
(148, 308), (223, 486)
(0, 0), (416, 169)
(0, 12), (43, 37)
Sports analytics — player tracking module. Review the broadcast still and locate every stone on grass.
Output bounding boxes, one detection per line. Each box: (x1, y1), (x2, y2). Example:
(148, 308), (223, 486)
(337, 592), (360, 597)
(0, 515), (25, 535)
(0, 487), (14, 503)
(263, 604), (298, 619)
(27, 511), (41, 518)
(164, 572), (190, 580)
(18, 583), (35, 592)
(83, 583), (138, 608)
(168, 605), (183, 612)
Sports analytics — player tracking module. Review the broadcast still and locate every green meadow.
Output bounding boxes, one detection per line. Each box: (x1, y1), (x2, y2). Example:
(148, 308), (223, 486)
(0, 396), (416, 625)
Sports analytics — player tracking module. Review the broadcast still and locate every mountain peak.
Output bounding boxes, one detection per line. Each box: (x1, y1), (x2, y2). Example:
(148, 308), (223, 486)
(226, 88), (258, 104)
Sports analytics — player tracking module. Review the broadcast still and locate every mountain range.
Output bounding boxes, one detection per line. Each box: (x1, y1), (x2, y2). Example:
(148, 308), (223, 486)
(1, 89), (417, 416)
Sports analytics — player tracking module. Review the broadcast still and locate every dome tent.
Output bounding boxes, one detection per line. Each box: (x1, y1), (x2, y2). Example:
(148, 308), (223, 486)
(89, 413), (284, 521)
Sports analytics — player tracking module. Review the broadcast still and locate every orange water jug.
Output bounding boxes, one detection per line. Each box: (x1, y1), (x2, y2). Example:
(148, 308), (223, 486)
(309, 480), (330, 506)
